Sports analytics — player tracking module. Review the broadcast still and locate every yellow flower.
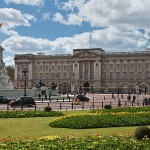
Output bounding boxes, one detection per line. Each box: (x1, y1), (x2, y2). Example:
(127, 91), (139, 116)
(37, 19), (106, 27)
(38, 135), (60, 140)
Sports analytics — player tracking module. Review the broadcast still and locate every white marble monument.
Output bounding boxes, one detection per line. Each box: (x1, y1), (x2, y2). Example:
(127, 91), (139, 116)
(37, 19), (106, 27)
(0, 45), (13, 89)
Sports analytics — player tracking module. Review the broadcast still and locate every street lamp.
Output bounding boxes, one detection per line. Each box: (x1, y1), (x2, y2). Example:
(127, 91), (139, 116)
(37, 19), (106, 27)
(79, 76), (82, 93)
(105, 80), (108, 94)
(22, 68), (28, 96)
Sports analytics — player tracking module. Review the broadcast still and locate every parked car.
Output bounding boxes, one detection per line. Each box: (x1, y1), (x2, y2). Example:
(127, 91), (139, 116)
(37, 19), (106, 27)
(74, 94), (90, 102)
(0, 96), (12, 104)
(9, 96), (36, 107)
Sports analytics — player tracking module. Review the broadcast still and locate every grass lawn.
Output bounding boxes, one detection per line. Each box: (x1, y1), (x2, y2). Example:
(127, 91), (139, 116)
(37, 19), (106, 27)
(0, 110), (148, 141)
(0, 117), (138, 140)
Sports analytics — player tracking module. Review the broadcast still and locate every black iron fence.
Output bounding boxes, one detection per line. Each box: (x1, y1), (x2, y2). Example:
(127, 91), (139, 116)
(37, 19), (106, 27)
(0, 99), (149, 111)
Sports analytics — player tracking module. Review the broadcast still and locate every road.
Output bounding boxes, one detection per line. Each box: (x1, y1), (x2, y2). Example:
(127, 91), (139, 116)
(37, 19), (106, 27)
(0, 93), (149, 111)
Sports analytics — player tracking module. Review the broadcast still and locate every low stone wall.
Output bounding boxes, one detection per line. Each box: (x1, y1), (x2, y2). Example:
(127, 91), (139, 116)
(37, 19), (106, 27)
(0, 89), (39, 98)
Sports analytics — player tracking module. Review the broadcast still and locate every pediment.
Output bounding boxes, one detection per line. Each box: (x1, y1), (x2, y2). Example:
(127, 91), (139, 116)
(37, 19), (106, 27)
(73, 52), (100, 58)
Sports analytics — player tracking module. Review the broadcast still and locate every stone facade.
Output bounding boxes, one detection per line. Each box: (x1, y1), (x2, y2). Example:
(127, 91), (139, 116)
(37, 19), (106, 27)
(14, 48), (150, 94)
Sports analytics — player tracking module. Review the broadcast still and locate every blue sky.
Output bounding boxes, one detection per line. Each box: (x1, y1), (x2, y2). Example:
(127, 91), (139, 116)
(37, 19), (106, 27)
(0, 0), (150, 65)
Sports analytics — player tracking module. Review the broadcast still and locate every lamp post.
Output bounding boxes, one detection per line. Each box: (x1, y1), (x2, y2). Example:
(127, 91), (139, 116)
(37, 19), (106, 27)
(105, 80), (108, 94)
(22, 68), (28, 96)
(79, 76), (82, 93)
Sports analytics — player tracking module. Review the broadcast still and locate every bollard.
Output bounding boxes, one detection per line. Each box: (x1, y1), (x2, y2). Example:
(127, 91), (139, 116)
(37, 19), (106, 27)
(63, 97), (64, 102)
(69, 97), (70, 102)
(125, 101), (127, 107)
(57, 98), (58, 103)
(72, 102), (74, 110)
(102, 102), (103, 108)
(82, 101), (84, 110)
(92, 102), (94, 110)
(48, 103), (50, 107)
(7, 104), (9, 110)
(60, 103), (62, 110)
(21, 104), (23, 111)
(137, 100), (139, 106)
(132, 101), (134, 106)
(42, 98), (43, 103)
(35, 104), (36, 111)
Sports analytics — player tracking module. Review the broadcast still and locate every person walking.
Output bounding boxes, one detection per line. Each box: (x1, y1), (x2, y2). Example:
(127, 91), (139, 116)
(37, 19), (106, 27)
(118, 98), (121, 107)
(133, 95), (136, 103)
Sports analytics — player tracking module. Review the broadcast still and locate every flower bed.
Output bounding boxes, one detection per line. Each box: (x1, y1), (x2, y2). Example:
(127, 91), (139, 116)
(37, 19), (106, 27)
(0, 134), (150, 149)
(49, 111), (150, 129)
(91, 106), (150, 114)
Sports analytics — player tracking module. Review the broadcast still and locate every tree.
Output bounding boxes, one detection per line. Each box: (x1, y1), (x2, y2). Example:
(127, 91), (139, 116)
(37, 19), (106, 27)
(6, 65), (14, 81)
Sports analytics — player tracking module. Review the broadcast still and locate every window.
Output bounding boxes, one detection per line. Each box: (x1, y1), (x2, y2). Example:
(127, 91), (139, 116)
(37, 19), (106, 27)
(116, 64), (120, 70)
(52, 65), (55, 71)
(45, 65), (49, 71)
(40, 66), (43, 72)
(58, 65), (61, 72)
(123, 72), (127, 79)
(123, 64), (127, 70)
(63, 73), (67, 79)
(109, 64), (113, 70)
(130, 63), (134, 70)
(130, 72), (134, 79)
(64, 65), (67, 71)
(109, 72), (113, 79)
(116, 72), (120, 79)
(145, 63), (149, 69)
(138, 63), (142, 69)
(138, 72), (142, 79)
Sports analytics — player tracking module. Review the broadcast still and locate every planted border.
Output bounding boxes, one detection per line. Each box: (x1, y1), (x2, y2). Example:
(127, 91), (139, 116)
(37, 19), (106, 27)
(49, 112), (150, 129)
(0, 110), (63, 118)
(91, 106), (150, 114)
(0, 134), (150, 149)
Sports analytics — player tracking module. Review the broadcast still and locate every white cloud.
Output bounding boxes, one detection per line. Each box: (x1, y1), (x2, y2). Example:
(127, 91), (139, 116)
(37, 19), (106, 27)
(53, 0), (150, 29)
(42, 12), (51, 21)
(3, 55), (14, 66)
(4, 0), (44, 7)
(0, 8), (36, 35)
(2, 27), (148, 54)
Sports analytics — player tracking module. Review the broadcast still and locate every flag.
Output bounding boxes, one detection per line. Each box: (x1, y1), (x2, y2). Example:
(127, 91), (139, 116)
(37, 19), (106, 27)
(0, 23), (2, 27)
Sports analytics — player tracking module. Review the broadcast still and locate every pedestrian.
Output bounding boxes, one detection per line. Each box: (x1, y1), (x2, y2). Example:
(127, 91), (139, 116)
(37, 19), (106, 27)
(133, 95), (136, 103)
(144, 97), (148, 106)
(112, 92), (114, 99)
(148, 97), (150, 105)
(127, 95), (131, 102)
(118, 98), (121, 107)
(38, 93), (41, 100)
(121, 94), (124, 99)
(49, 92), (51, 101)
(45, 94), (47, 100)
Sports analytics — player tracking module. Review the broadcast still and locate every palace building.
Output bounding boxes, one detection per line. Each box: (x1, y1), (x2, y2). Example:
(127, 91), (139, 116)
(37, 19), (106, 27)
(14, 48), (150, 94)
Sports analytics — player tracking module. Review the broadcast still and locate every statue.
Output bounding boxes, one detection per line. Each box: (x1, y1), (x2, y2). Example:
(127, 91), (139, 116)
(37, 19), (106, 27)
(36, 80), (45, 88)
(51, 82), (57, 90)
(0, 45), (13, 89)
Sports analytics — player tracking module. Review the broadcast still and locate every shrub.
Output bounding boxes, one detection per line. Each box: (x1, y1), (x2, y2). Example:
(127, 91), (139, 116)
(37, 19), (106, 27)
(104, 105), (112, 109)
(0, 110), (63, 118)
(44, 106), (52, 112)
(49, 112), (150, 129)
(134, 126), (150, 140)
